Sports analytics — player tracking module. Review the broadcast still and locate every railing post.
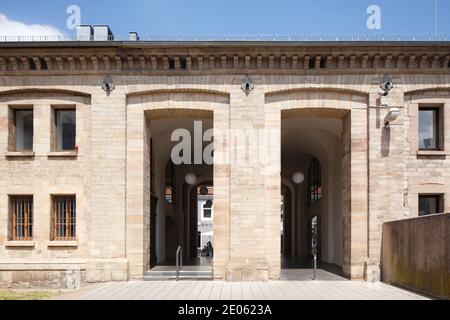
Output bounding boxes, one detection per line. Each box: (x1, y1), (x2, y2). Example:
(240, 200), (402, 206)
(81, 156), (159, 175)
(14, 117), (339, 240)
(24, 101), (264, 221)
(176, 245), (182, 281)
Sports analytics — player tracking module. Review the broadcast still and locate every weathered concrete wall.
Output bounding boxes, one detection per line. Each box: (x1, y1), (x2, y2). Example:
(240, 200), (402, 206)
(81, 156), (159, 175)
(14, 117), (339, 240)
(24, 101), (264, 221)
(381, 214), (450, 299)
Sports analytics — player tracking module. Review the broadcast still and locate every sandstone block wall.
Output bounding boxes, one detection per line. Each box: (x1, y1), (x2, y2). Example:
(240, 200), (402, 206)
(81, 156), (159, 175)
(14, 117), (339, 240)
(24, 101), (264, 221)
(0, 43), (449, 286)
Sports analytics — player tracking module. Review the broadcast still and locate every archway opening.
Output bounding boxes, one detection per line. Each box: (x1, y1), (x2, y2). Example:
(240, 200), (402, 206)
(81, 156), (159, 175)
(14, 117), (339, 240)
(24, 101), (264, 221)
(146, 110), (214, 270)
(280, 110), (345, 277)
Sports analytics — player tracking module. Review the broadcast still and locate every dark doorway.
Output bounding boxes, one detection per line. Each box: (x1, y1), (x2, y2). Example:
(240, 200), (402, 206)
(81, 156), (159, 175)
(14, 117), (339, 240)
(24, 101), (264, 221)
(150, 194), (158, 269)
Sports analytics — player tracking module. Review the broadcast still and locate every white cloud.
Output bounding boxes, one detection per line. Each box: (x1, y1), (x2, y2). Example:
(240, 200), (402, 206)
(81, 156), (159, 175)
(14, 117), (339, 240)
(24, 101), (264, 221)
(0, 13), (63, 37)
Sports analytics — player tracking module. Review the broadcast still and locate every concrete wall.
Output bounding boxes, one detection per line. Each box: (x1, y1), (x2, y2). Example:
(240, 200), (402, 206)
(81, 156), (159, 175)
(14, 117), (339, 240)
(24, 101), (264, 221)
(381, 214), (450, 299)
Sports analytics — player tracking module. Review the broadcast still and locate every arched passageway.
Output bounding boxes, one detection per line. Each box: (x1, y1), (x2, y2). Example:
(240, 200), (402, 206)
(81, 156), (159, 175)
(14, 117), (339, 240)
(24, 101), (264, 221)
(145, 110), (214, 269)
(280, 110), (345, 275)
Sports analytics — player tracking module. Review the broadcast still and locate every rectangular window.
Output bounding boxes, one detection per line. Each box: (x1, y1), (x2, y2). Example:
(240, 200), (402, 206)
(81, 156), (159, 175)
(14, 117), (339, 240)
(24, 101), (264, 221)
(9, 196), (33, 241)
(55, 109), (76, 151)
(419, 194), (444, 216)
(203, 206), (212, 219)
(9, 107), (33, 151)
(51, 196), (76, 241)
(419, 107), (440, 150)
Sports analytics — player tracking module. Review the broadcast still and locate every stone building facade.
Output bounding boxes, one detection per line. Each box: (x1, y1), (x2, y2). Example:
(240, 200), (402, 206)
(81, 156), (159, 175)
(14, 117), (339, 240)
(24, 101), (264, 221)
(0, 39), (449, 288)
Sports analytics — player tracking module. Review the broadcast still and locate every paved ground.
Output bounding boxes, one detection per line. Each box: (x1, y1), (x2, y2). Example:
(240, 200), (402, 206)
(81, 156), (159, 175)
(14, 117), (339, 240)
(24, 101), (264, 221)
(55, 269), (429, 300)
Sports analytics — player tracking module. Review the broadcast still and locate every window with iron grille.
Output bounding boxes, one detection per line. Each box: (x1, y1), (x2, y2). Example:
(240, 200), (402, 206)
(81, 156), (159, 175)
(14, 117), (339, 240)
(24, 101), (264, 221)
(9, 196), (33, 241)
(51, 196), (76, 241)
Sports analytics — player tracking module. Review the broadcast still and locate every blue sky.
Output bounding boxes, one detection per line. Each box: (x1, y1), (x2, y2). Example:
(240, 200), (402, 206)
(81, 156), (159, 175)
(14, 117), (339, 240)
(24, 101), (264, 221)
(0, 0), (449, 37)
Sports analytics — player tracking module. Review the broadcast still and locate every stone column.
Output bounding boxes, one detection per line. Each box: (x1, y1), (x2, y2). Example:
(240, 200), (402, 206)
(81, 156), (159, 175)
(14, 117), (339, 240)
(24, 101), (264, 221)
(342, 106), (369, 280)
(88, 89), (127, 282)
(213, 106), (230, 280)
(264, 102), (281, 279)
(125, 104), (149, 279)
(366, 91), (406, 282)
(224, 79), (280, 281)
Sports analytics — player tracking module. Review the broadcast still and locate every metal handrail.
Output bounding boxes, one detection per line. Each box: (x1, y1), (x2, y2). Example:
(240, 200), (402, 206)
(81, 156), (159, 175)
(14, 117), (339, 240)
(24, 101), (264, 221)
(176, 245), (183, 281)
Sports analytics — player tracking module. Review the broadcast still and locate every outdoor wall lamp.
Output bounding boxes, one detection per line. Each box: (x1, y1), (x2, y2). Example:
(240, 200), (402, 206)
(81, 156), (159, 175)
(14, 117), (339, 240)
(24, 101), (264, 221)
(378, 75), (399, 127)
(384, 107), (400, 128)
(102, 75), (115, 95)
(241, 75), (254, 95)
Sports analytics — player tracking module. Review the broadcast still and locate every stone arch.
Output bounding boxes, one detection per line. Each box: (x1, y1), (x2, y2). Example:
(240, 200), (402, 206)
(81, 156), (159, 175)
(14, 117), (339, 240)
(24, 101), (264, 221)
(125, 89), (230, 279)
(404, 87), (450, 97)
(127, 89), (229, 110)
(0, 88), (91, 104)
(270, 88), (369, 280)
(266, 87), (369, 99)
(266, 88), (368, 111)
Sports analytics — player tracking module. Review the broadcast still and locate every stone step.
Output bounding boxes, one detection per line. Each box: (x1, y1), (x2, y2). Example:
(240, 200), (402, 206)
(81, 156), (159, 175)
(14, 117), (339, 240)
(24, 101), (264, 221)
(144, 270), (213, 281)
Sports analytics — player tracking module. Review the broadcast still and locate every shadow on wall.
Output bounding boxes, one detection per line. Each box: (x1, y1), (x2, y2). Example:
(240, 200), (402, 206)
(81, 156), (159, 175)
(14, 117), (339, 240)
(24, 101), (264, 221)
(381, 213), (450, 299)
(381, 126), (390, 158)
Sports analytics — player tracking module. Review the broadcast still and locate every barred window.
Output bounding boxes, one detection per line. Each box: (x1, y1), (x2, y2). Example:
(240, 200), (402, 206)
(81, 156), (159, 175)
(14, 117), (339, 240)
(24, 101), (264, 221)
(51, 196), (76, 241)
(9, 196), (33, 241)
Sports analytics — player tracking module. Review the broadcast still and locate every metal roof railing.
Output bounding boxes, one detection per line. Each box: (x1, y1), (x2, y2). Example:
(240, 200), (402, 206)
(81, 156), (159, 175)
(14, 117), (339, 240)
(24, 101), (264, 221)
(0, 34), (449, 43)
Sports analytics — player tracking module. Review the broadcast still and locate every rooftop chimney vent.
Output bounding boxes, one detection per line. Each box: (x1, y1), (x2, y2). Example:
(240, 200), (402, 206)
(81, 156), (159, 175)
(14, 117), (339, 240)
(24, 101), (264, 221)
(129, 32), (139, 41)
(76, 25), (93, 41)
(93, 25), (114, 41)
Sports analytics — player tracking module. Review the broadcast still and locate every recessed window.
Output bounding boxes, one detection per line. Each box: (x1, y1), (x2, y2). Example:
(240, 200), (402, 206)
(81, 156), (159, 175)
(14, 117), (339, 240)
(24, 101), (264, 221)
(419, 107), (440, 150)
(168, 58), (175, 70)
(55, 109), (76, 151)
(419, 194), (444, 216)
(51, 196), (76, 241)
(9, 196), (33, 241)
(165, 160), (175, 204)
(180, 58), (187, 70)
(13, 109), (33, 151)
(202, 201), (213, 220)
(308, 157), (322, 206)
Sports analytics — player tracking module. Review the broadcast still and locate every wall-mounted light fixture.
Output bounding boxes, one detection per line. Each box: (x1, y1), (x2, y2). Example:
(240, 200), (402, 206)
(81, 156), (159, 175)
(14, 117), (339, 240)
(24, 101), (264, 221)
(384, 107), (400, 128)
(378, 75), (399, 128)
(292, 171), (305, 185)
(241, 75), (254, 95)
(102, 76), (115, 96)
